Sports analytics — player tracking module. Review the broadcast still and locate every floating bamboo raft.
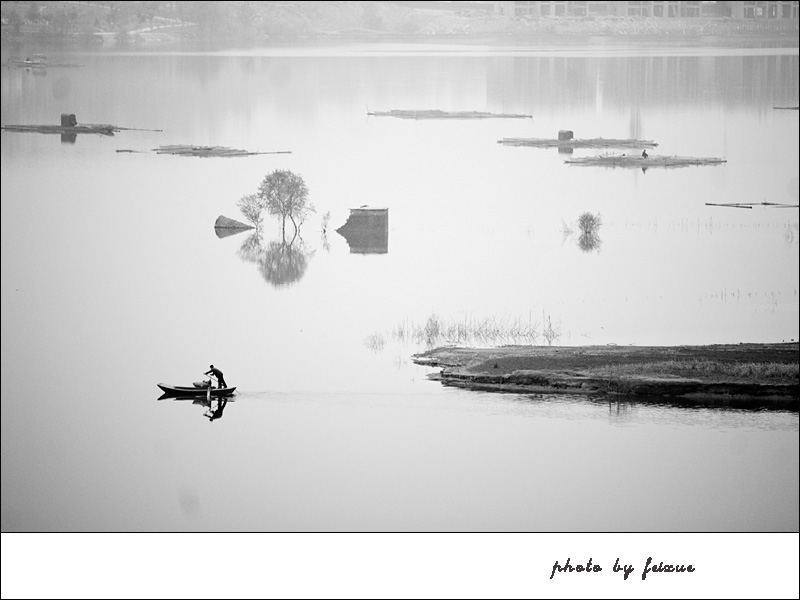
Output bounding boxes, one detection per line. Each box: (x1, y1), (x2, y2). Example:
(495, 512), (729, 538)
(2, 55), (83, 68)
(367, 109), (532, 120)
(706, 202), (799, 209)
(773, 106), (799, 110)
(3, 61), (83, 68)
(1, 123), (160, 136)
(499, 137), (658, 149)
(564, 154), (727, 168)
(153, 145), (292, 157)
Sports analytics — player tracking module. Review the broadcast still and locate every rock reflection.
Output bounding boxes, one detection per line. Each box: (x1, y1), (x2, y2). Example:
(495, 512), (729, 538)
(215, 215), (254, 239)
(237, 231), (314, 287)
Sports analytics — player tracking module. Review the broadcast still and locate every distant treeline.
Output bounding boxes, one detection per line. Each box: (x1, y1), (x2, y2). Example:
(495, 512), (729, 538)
(1, 1), (797, 43)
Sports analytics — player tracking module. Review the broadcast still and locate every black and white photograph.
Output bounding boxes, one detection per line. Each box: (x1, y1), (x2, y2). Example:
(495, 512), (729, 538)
(1, 1), (798, 597)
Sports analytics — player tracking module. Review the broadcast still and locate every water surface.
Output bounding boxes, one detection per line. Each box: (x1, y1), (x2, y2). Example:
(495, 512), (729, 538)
(1, 40), (798, 532)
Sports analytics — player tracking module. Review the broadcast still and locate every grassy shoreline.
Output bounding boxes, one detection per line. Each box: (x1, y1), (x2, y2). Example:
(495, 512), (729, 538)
(412, 342), (799, 410)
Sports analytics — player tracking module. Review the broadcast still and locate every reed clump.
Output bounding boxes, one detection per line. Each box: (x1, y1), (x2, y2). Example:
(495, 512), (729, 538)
(391, 312), (561, 348)
(364, 333), (386, 352)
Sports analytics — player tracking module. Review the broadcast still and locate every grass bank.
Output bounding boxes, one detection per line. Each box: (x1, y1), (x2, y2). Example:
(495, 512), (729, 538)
(412, 342), (799, 410)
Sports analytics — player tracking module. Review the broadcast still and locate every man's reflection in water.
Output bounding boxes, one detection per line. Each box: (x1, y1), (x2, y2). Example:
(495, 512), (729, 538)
(204, 397), (228, 422)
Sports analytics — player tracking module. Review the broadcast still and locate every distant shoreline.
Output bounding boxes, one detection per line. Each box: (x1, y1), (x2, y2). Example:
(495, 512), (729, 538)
(2, 10), (797, 50)
(2, 31), (798, 53)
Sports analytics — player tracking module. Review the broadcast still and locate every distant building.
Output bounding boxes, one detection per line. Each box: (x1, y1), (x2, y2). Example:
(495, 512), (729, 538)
(493, 1), (799, 19)
(393, 1), (494, 10)
(336, 208), (389, 255)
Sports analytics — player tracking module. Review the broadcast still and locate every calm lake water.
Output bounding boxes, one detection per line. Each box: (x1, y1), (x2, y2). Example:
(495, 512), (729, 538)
(1, 40), (798, 533)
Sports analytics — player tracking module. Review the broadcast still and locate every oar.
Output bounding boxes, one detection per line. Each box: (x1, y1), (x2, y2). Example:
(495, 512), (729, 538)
(202, 374), (219, 391)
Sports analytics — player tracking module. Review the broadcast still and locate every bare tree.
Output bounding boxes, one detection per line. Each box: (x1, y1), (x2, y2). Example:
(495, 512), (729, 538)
(237, 193), (264, 231)
(257, 170), (314, 238)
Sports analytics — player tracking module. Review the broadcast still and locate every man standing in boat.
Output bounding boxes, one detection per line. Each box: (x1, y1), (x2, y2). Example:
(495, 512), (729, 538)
(641, 149), (649, 158)
(204, 364), (227, 389)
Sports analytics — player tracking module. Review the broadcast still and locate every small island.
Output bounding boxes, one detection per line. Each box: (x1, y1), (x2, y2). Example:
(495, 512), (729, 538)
(412, 342), (799, 410)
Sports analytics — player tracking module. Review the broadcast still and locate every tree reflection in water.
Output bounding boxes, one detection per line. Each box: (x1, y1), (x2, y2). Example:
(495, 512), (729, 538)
(237, 232), (263, 263)
(577, 229), (602, 253)
(237, 231), (314, 287)
(562, 212), (603, 253)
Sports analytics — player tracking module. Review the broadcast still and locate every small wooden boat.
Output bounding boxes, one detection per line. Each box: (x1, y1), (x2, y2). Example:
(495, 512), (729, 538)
(157, 383), (236, 397)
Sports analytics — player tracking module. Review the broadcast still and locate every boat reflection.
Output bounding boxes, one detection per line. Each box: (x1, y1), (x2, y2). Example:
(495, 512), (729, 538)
(158, 395), (233, 421)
